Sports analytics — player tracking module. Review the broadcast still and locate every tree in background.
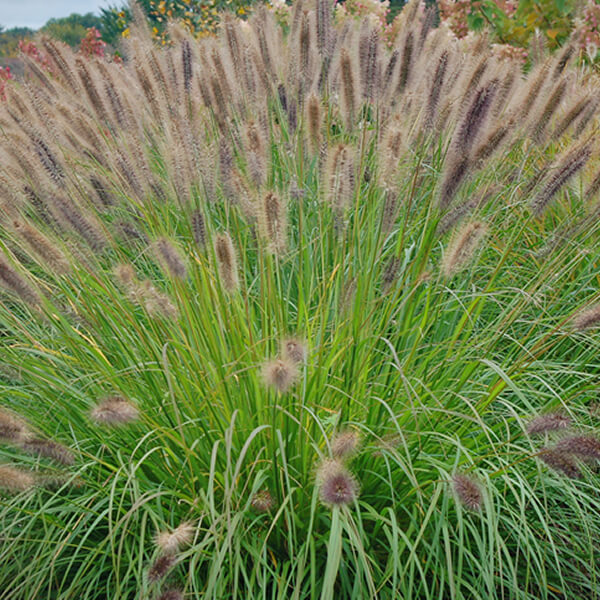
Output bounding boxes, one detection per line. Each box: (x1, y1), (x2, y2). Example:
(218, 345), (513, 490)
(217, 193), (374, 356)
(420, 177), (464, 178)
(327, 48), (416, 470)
(437, 0), (586, 60)
(41, 12), (104, 47)
(101, 0), (251, 44)
(0, 27), (35, 58)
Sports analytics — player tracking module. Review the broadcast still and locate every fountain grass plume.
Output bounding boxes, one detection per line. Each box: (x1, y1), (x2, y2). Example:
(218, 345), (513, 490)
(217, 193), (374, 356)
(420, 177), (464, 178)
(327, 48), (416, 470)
(316, 459), (359, 507)
(155, 522), (195, 554)
(555, 435), (600, 461)
(157, 591), (183, 600)
(526, 412), (572, 435)
(90, 396), (139, 426)
(148, 554), (178, 582)
(262, 357), (299, 393)
(441, 221), (487, 278)
(251, 489), (275, 512)
(214, 232), (239, 293)
(532, 143), (592, 215)
(571, 303), (600, 330)
(155, 238), (187, 279)
(538, 448), (582, 479)
(452, 473), (483, 511)
(20, 438), (75, 465)
(0, 409), (29, 443)
(0, 465), (36, 492)
(331, 430), (361, 460)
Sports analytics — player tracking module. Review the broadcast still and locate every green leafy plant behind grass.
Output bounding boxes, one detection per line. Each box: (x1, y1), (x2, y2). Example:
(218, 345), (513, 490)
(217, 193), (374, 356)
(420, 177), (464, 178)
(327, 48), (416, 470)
(0, 1), (600, 598)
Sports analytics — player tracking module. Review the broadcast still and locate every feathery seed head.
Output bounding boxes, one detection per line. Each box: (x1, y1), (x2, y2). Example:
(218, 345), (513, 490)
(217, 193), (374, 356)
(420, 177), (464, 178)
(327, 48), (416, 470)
(331, 430), (361, 460)
(531, 78), (568, 143)
(325, 143), (355, 214)
(155, 521), (195, 554)
(290, 178), (306, 200)
(182, 40), (193, 94)
(244, 121), (267, 188)
(90, 396), (139, 426)
(0, 409), (29, 443)
(425, 50), (449, 130)
(382, 256), (401, 291)
(251, 489), (275, 512)
(532, 143), (592, 215)
(452, 473), (483, 511)
(437, 188), (494, 235)
(339, 48), (356, 129)
(306, 93), (322, 153)
(21, 438), (75, 465)
(553, 44), (574, 78)
(360, 28), (379, 102)
(441, 221), (488, 278)
(114, 263), (138, 290)
(396, 31), (413, 94)
(316, 459), (359, 507)
(214, 232), (239, 293)
(259, 192), (287, 256)
(538, 447), (581, 478)
(438, 155), (470, 209)
(141, 282), (179, 321)
(0, 254), (40, 306)
(519, 60), (550, 118)
(526, 412), (571, 436)
(555, 435), (600, 461)
(453, 82), (496, 153)
(11, 219), (69, 274)
(381, 189), (399, 234)
(281, 338), (306, 364)
(474, 118), (514, 163)
(191, 210), (207, 248)
(158, 591), (184, 600)
(262, 358), (299, 394)
(572, 304), (600, 331)
(0, 465), (35, 492)
(155, 238), (187, 279)
(316, 0), (333, 55)
(148, 554), (177, 582)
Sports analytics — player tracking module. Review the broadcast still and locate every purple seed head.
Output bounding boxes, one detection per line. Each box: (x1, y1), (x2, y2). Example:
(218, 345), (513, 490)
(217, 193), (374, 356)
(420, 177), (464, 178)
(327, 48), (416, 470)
(251, 489), (275, 512)
(538, 447), (582, 479)
(555, 435), (600, 461)
(526, 412), (571, 436)
(317, 459), (359, 507)
(452, 473), (483, 511)
(148, 554), (177, 582)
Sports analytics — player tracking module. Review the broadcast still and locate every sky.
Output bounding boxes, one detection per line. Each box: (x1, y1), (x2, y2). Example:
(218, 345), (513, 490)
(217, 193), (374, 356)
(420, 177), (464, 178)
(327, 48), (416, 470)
(0, 0), (117, 30)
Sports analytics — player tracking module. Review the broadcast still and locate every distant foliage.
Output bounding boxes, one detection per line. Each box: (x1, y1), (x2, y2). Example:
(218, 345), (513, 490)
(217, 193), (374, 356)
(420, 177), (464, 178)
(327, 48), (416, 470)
(79, 27), (107, 58)
(101, 0), (252, 44)
(40, 12), (104, 47)
(437, 0), (600, 62)
(0, 27), (34, 58)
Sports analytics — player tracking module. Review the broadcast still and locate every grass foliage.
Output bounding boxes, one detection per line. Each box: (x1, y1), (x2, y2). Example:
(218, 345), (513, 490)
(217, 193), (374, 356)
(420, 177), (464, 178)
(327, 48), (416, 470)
(0, 1), (600, 598)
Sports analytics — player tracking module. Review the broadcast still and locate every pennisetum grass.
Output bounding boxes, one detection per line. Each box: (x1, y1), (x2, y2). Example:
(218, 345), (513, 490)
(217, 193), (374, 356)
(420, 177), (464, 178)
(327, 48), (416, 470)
(0, 1), (599, 598)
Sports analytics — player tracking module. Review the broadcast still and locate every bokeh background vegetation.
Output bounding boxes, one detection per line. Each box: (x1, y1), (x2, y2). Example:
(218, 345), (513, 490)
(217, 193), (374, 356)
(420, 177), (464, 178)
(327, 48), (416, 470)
(0, 1), (599, 61)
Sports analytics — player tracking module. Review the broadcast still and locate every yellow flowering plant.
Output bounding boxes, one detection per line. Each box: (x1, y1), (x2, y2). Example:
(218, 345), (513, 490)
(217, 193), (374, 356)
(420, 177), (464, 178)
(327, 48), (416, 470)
(102, 0), (253, 43)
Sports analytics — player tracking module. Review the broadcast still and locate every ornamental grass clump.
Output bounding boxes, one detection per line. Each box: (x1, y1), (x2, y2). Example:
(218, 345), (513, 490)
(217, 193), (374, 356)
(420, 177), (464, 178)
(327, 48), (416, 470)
(1, 0), (600, 597)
